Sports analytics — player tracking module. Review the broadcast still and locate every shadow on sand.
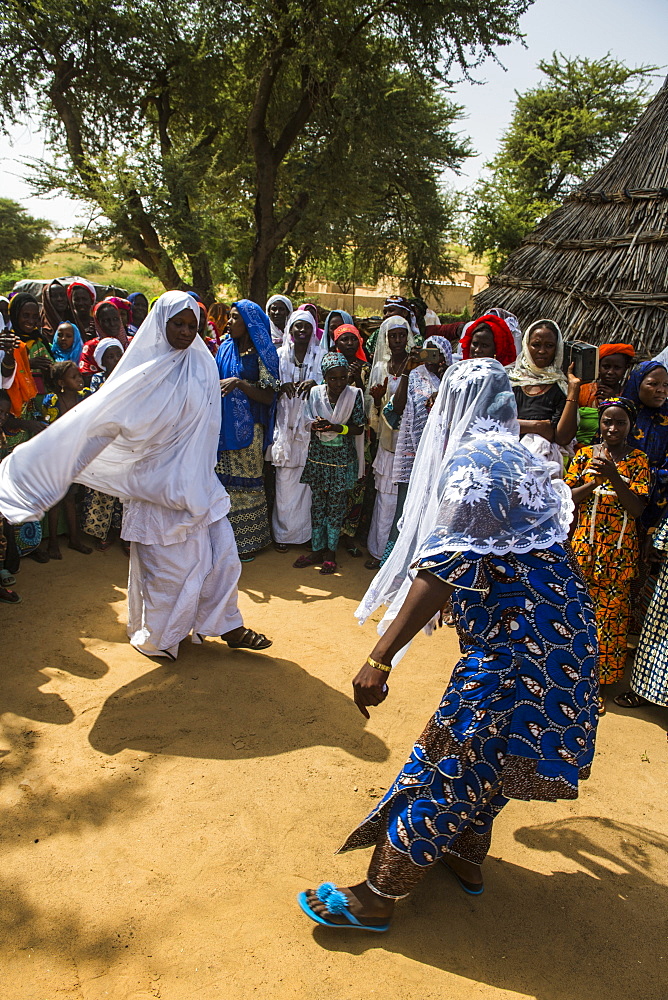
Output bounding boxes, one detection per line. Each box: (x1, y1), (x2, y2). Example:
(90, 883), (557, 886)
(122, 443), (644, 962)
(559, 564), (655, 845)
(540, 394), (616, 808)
(315, 815), (668, 1000)
(88, 642), (389, 762)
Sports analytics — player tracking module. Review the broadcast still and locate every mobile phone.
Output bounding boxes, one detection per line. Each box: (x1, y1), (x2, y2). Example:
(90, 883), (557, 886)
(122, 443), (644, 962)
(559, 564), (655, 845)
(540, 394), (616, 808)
(419, 347), (441, 364)
(562, 341), (599, 383)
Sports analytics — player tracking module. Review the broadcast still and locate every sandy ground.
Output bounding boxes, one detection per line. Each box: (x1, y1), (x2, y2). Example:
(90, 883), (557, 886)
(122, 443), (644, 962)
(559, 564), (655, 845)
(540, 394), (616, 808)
(1, 544), (667, 1000)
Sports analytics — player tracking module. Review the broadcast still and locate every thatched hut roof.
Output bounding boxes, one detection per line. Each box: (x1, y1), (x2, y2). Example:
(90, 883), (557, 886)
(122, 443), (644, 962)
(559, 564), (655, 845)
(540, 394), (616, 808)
(475, 76), (668, 355)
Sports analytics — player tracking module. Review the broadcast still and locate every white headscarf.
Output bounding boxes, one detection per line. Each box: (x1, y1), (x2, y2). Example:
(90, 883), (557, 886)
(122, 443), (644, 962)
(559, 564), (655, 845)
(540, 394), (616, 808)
(93, 337), (124, 371)
(356, 359), (516, 628)
(508, 318), (568, 394)
(266, 294), (294, 346)
(0, 296), (9, 331)
(0, 291), (229, 545)
(270, 309), (326, 467)
(368, 316), (415, 387)
(356, 358), (571, 657)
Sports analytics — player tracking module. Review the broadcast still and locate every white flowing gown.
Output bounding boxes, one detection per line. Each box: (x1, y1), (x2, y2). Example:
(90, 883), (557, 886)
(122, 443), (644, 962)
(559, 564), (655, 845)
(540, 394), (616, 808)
(0, 291), (244, 659)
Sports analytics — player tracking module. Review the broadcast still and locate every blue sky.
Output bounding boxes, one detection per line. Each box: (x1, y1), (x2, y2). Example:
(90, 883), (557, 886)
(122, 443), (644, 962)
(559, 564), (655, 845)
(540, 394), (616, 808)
(2, 0), (667, 230)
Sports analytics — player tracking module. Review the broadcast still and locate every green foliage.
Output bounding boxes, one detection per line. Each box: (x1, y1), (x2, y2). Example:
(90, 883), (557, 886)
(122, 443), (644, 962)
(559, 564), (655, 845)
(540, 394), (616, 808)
(0, 199), (51, 272)
(465, 53), (657, 272)
(0, 0), (531, 299)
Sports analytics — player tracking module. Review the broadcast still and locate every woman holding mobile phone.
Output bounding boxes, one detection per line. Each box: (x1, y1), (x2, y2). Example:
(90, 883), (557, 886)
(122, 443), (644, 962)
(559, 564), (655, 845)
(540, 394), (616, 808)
(564, 398), (649, 712)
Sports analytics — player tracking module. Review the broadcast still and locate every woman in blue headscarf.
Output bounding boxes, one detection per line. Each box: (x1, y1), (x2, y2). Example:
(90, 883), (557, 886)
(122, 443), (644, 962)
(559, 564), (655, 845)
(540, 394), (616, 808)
(624, 360), (668, 530)
(51, 321), (84, 364)
(215, 300), (280, 560)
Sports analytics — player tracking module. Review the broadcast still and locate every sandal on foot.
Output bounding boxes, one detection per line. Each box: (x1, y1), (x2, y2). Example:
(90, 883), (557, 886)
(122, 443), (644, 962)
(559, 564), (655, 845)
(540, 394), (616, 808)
(319, 560), (337, 575)
(0, 569), (16, 586)
(293, 553), (321, 568)
(224, 628), (272, 651)
(364, 558), (380, 570)
(297, 884), (390, 933)
(273, 543), (288, 553)
(598, 694), (607, 716)
(613, 690), (647, 709)
(345, 545), (362, 558)
(0, 587), (21, 605)
(440, 859), (484, 896)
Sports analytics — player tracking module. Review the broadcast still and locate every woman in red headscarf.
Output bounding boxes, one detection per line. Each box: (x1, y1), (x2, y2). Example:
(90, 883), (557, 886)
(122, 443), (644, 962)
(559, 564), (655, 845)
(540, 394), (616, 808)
(579, 343), (635, 407)
(460, 314), (517, 367)
(79, 300), (128, 379)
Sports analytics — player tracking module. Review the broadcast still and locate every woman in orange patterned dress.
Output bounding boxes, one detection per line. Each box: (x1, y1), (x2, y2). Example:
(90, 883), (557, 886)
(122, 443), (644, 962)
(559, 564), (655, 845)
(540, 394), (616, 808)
(565, 398), (650, 711)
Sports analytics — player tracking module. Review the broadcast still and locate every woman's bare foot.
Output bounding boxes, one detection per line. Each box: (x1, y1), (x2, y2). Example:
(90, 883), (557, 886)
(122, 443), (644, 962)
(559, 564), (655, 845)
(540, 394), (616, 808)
(69, 538), (93, 555)
(305, 881), (394, 926)
(441, 853), (483, 888)
(47, 542), (62, 560)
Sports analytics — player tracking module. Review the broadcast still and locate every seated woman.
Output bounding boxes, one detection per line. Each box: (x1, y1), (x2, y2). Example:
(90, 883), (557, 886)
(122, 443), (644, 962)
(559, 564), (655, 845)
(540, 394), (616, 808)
(459, 313), (517, 366)
(565, 398), (649, 713)
(298, 364), (598, 930)
(269, 309), (324, 551)
(215, 300), (280, 560)
(508, 319), (581, 477)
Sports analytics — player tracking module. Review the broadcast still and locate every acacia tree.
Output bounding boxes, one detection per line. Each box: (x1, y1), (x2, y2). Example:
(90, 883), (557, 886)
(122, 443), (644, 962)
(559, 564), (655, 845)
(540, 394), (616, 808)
(0, 199), (51, 272)
(1, 0), (531, 301)
(465, 53), (657, 272)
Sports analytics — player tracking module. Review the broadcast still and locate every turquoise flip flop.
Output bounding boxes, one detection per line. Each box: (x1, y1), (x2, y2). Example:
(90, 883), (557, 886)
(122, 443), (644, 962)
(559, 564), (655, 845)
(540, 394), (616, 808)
(297, 884), (390, 933)
(440, 859), (484, 895)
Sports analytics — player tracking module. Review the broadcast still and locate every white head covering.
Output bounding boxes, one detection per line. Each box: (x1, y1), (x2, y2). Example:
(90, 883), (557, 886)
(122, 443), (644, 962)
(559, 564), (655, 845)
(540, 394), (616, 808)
(357, 359), (514, 626)
(270, 309), (327, 467)
(93, 337), (124, 371)
(356, 358), (571, 659)
(0, 291), (229, 544)
(0, 296), (9, 331)
(67, 276), (96, 300)
(368, 316), (415, 387)
(266, 294), (294, 346)
(508, 318), (568, 394)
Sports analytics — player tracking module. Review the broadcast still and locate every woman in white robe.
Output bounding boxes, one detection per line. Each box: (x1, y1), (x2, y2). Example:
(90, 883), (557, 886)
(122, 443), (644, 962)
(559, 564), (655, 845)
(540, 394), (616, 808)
(364, 317), (415, 568)
(0, 291), (271, 660)
(269, 309), (325, 549)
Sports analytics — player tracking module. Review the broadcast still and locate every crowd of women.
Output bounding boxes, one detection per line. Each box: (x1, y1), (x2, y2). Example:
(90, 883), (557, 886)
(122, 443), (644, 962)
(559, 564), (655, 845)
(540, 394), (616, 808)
(1, 280), (668, 719)
(1, 277), (668, 932)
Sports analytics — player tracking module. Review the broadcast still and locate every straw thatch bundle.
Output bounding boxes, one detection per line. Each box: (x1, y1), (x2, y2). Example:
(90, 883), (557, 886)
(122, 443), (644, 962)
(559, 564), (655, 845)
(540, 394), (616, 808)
(475, 76), (668, 355)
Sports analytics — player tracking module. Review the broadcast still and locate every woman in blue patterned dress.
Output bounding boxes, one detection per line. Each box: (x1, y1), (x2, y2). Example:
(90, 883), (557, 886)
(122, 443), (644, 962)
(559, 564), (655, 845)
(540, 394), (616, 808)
(298, 364), (599, 932)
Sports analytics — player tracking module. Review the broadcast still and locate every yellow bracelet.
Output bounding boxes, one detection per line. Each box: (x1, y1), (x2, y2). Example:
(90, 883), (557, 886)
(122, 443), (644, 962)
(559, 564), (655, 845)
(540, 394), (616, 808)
(340, 424), (349, 435)
(367, 656), (392, 673)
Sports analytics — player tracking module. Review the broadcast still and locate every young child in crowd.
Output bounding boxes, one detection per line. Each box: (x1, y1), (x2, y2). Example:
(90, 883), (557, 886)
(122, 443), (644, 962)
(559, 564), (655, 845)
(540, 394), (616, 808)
(294, 353), (365, 575)
(41, 361), (92, 559)
(51, 321), (84, 365)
